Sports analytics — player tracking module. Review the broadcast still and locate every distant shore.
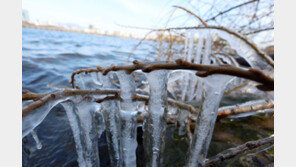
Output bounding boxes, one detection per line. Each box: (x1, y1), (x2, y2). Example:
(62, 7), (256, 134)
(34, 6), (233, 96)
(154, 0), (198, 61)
(22, 21), (149, 40)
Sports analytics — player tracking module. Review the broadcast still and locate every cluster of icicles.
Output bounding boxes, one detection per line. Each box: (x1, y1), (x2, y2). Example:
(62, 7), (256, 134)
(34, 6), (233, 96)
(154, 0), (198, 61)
(22, 29), (273, 167)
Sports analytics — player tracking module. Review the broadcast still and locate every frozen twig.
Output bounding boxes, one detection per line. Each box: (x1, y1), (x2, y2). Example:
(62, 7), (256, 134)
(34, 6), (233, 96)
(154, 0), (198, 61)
(71, 60), (274, 91)
(22, 90), (199, 117)
(22, 89), (118, 117)
(205, 135), (274, 167)
(217, 100), (274, 118)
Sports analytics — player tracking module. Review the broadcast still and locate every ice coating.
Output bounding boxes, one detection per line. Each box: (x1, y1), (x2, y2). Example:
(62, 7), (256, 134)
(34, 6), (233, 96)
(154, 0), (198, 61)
(31, 129), (42, 149)
(186, 75), (234, 167)
(177, 109), (190, 136)
(211, 29), (273, 70)
(143, 70), (168, 167)
(184, 30), (236, 166)
(22, 97), (68, 138)
(61, 97), (101, 167)
(99, 72), (121, 167)
(117, 71), (138, 167)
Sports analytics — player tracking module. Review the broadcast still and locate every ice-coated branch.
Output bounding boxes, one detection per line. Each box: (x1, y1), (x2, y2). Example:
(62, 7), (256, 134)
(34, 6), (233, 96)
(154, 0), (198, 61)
(70, 66), (103, 89)
(205, 135), (274, 167)
(22, 90), (47, 101)
(22, 89), (118, 117)
(70, 60), (274, 91)
(23, 90), (273, 120)
(217, 99), (274, 119)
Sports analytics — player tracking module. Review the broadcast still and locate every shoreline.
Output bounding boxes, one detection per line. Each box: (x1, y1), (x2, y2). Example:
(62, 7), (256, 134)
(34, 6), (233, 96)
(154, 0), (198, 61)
(22, 21), (150, 41)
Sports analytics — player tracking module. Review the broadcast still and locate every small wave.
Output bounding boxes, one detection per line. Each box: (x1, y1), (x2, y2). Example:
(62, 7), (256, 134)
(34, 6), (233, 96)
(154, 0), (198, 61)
(95, 53), (117, 60)
(59, 53), (90, 58)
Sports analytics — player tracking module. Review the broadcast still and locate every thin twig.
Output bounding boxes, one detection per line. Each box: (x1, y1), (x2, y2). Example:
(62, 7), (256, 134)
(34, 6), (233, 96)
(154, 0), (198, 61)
(205, 135), (274, 166)
(22, 90), (199, 117)
(243, 27), (274, 35)
(173, 6), (208, 27)
(70, 67), (103, 89)
(22, 90), (47, 101)
(205, 0), (259, 22)
(223, 82), (250, 95)
(217, 100), (274, 119)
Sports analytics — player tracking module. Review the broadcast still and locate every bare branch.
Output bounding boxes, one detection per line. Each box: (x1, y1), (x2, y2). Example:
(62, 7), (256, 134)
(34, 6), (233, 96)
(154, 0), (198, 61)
(71, 67), (103, 89)
(205, 0), (259, 22)
(205, 135), (274, 166)
(173, 5), (208, 27)
(22, 89), (118, 117)
(70, 59), (273, 91)
(217, 100), (274, 119)
(243, 27), (274, 35)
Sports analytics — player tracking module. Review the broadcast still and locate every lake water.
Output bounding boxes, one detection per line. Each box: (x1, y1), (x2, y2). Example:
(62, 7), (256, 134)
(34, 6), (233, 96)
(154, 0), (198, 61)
(22, 28), (273, 167)
(22, 27), (158, 167)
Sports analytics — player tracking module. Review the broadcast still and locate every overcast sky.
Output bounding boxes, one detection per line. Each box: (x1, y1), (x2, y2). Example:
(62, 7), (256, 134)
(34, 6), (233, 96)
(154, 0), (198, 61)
(22, 0), (195, 30)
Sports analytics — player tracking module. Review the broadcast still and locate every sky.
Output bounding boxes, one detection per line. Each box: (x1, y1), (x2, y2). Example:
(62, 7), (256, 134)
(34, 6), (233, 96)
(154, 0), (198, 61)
(22, 0), (193, 32)
(22, 0), (273, 45)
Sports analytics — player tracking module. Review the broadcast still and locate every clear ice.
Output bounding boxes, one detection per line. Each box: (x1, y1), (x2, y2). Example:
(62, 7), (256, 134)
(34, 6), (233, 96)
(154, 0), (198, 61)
(30, 129), (42, 149)
(143, 70), (168, 167)
(117, 71), (138, 167)
(61, 96), (101, 167)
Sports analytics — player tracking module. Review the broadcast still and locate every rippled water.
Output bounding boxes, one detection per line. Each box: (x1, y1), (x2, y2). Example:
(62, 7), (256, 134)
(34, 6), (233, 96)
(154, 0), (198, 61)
(22, 28), (273, 167)
(22, 28), (158, 167)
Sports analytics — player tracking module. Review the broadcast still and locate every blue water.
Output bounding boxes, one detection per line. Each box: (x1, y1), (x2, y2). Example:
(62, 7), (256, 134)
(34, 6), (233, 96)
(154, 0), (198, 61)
(22, 28), (157, 167)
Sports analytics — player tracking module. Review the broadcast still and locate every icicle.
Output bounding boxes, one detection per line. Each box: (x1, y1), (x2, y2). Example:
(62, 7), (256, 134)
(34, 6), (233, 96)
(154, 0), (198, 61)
(99, 72), (121, 167)
(30, 129), (42, 149)
(202, 31), (213, 65)
(185, 30), (236, 167)
(177, 109), (190, 136)
(61, 97), (101, 167)
(186, 75), (234, 167)
(94, 105), (105, 138)
(23, 97), (68, 138)
(90, 72), (102, 86)
(79, 74), (86, 89)
(194, 34), (204, 64)
(143, 70), (168, 167)
(117, 71), (138, 167)
(186, 31), (194, 62)
(212, 30), (272, 70)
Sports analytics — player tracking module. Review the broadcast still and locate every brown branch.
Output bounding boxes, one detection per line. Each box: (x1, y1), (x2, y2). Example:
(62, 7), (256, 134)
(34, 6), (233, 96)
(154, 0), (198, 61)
(95, 94), (273, 119)
(223, 82), (250, 95)
(134, 94), (199, 114)
(173, 6), (208, 27)
(22, 90), (47, 101)
(142, 59), (273, 90)
(205, 0), (259, 22)
(70, 67), (103, 88)
(205, 135), (274, 166)
(95, 94), (199, 114)
(22, 89), (119, 117)
(217, 100), (274, 119)
(71, 60), (274, 91)
(22, 89), (199, 118)
(243, 27), (274, 35)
